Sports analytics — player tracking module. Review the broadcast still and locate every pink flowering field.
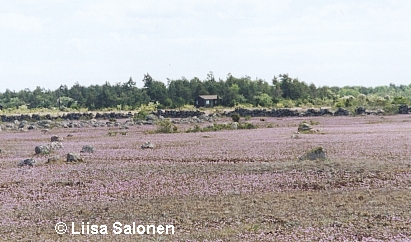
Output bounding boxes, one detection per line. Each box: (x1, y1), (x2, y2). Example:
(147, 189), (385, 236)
(2, 115), (411, 241)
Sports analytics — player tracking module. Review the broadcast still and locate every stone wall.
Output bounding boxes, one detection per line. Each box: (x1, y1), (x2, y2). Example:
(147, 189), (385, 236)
(155, 110), (206, 118)
(399, 104), (411, 114)
(225, 107), (348, 117)
(0, 112), (133, 122)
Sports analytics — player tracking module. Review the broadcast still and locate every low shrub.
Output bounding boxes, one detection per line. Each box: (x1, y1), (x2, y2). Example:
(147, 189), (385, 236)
(238, 122), (258, 129)
(231, 113), (240, 122)
(155, 119), (174, 133)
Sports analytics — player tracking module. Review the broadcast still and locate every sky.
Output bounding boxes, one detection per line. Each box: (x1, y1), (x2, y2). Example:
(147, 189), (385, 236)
(0, 0), (410, 92)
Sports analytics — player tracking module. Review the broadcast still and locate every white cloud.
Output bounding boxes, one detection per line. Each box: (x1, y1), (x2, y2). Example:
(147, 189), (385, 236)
(0, 13), (43, 32)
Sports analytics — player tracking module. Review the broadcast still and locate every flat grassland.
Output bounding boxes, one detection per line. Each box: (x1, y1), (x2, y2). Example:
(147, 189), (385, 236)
(1, 115), (411, 241)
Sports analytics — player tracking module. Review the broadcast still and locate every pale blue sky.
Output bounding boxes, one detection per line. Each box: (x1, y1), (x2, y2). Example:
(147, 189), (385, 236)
(1, 0), (410, 92)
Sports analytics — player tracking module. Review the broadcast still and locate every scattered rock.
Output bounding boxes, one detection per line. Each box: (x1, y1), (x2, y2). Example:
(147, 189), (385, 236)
(299, 146), (327, 161)
(291, 132), (300, 139)
(231, 122), (238, 130)
(49, 142), (64, 150)
(35, 145), (51, 155)
(51, 135), (63, 142)
(67, 153), (84, 162)
(298, 122), (312, 133)
(18, 158), (35, 167)
(141, 141), (156, 149)
(67, 134), (73, 137)
(46, 155), (63, 164)
(81, 145), (94, 153)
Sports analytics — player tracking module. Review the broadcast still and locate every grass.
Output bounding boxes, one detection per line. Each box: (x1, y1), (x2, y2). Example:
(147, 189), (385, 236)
(1, 115), (411, 240)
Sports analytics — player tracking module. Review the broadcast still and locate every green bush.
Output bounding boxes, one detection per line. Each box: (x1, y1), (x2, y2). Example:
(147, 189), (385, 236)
(238, 122), (258, 129)
(133, 111), (147, 121)
(231, 113), (240, 122)
(309, 120), (319, 125)
(155, 119), (173, 133)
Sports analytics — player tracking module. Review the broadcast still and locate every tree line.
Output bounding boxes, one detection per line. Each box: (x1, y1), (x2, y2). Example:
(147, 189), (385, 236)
(1, 72), (411, 111)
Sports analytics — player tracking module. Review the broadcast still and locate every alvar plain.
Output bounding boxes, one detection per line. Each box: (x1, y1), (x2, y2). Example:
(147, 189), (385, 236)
(1, 114), (411, 241)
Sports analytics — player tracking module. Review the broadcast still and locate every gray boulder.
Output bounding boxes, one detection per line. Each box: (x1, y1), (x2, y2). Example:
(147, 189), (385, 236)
(35, 145), (51, 155)
(80, 145), (94, 153)
(51, 135), (63, 142)
(18, 158), (35, 167)
(46, 155), (62, 164)
(231, 122), (238, 130)
(141, 141), (155, 149)
(67, 153), (84, 162)
(299, 146), (327, 161)
(298, 122), (312, 132)
(49, 142), (63, 150)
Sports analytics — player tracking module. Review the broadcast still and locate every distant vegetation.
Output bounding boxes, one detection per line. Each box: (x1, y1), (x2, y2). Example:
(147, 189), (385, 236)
(1, 72), (411, 114)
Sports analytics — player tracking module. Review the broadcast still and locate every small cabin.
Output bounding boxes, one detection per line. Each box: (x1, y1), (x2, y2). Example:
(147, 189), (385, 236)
(195, 95), (222, 108)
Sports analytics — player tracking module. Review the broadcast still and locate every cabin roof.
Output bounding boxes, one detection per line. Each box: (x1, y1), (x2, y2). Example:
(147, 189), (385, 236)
(197, 95), (219, 100)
